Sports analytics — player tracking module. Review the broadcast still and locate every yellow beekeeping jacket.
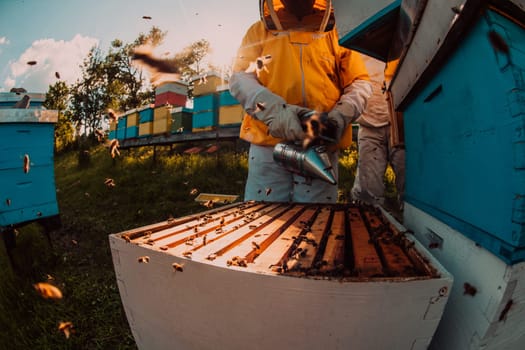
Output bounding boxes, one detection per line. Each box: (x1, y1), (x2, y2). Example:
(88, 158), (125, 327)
(232, 0), (369, 148)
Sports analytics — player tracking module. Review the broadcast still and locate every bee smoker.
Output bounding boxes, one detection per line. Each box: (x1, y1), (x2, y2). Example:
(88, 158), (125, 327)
(273, 143), (337, 185)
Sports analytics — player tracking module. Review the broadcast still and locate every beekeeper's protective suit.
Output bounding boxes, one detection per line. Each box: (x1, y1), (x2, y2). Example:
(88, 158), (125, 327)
(351, 56), (405, 211)
(230, 0), (372, 202)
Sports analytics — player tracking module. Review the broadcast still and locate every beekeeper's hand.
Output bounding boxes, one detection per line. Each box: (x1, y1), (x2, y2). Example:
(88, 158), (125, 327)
(253, 89), (308, 141)
(327, 79), (373, 141)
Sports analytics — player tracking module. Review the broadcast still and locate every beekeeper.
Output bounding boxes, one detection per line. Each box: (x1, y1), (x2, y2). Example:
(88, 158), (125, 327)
(230, 0), (372, 203)
(351, 57), (405, 213)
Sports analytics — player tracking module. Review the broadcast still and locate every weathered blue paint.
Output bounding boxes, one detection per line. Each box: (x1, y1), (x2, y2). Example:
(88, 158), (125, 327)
(337, 0), (401, 61)
(126, 126), (138, 138)
(404, 9), (525, 263)
(138, 107), (153, 123)
(0, 118), (59, 227)
(218, 89), (239, 106)
(192, 110), (216, 129)
(193, 93), (218, 113)
(116, 117), (127, 140)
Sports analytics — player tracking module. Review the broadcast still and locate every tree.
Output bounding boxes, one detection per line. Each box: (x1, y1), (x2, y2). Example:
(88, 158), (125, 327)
(175, 39), (211, 80)
(49, 27), (214, 143)
(44, 81), (74, 152)
(69, 47), (107, 137)
(68, 28), (165, 139)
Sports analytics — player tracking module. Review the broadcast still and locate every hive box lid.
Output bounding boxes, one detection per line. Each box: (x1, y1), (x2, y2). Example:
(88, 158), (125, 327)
(333, 0), (400, 61)
(0, 109), (58, 123)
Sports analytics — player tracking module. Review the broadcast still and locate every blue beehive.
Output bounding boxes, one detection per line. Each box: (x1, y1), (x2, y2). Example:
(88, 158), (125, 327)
(403, 9), (525, 263)
(193, 93), (217, 113)
(126, 126), (138, 139)
(116, 117), (127, 140)
(192, 110), (216, 130)
(0, 109), (59, 227)
(139, 106), (154, 123)
(218, 89), (239, 106)
(192, 93), (217, 130)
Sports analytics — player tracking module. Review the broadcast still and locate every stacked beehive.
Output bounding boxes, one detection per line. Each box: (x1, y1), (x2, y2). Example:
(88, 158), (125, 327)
(138, 104), (154, 137)
(191, 72), (224, 132)
(171, 106), (193, 134)
(154, 81), (188, 107)
(216, 84), (244, 128)
(126, 109), (139, 138)
(191, 73), (244, 132)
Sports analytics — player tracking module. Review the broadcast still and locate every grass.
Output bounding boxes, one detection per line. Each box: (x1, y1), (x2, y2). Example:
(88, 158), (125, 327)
(0, 140), (389, 349)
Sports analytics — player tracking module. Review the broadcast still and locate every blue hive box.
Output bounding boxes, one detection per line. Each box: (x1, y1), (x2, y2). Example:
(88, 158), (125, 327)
(217, 89), (239, 106)
(193, 93), (218, 113)
(403, 9), (525, 263)
(0, 109), (59, 227)
(138, 106), (154, 123)
(116, 117), (127, 140)
(192, 110), (216, 130)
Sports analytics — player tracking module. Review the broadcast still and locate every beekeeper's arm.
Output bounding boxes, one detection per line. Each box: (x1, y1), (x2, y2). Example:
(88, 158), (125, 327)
(326, 50), (373, 140)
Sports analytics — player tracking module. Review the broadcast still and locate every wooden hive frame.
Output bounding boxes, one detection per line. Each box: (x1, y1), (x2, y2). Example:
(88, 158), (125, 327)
(118, 201), (438, 281)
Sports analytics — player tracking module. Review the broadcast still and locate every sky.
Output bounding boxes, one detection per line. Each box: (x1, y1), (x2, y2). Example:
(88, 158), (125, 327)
(0, 0), (260, 93)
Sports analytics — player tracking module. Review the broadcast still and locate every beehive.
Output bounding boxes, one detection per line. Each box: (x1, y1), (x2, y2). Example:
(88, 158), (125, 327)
(152, 106), (172, 134)
(217, 87), (243, 127)
(138, 122), (152, 137)
(110, 201), (452, 350)
(138, 105), (154, 123)
(126, 112), (139, 127)
(403, 9), (525, 263)
(191, 72), (227, 97)
(0, 109), (59, 226)
(171, 107), (192, 133)
(116, 116), (127, 140)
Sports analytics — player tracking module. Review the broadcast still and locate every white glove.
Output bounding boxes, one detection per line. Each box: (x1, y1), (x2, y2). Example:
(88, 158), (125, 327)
(253, 89), (308, 141)
(327, 79), (373, 141)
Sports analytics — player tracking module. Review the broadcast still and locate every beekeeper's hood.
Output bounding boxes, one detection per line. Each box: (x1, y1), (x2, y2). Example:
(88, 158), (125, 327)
(260, 0), (335, 32)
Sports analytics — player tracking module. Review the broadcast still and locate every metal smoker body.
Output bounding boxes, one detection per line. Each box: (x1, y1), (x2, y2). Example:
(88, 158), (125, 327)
(272, 142), (337, 185)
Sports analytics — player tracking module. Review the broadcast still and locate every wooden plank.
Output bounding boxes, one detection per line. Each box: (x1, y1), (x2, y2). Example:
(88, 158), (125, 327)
(363, 210), (416, 277)
(287, 206), (331, 272)
(123, 201), (249, 241)
(250, 206), (317, 272)
(348, 207), (384, 277)
(214, 204), (308, 267)
(320, 210), (346, 273)
(188, 204), (294, 261)
(146, 202), (266, 248)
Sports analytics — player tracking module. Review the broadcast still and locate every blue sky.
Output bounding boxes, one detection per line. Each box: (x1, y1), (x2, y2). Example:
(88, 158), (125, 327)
(0, 0), (260, 93)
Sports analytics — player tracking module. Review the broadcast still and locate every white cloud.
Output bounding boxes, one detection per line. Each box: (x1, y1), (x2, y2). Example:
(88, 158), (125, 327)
(6, 34), (99, 92)
(0, 37), (9, 45)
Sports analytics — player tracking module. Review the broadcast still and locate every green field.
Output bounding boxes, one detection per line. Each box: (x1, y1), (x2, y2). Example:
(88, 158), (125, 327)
(0, 141), (370, 349)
